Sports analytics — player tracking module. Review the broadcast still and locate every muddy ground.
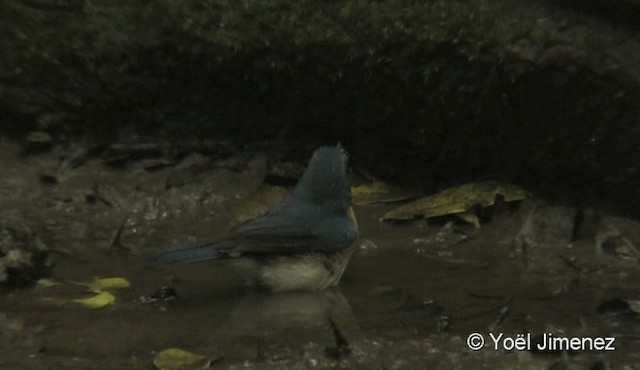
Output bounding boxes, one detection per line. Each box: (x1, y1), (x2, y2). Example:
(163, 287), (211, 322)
(1, 142), (640, 370)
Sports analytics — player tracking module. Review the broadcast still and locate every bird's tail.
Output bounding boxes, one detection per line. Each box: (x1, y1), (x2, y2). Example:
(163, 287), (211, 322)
(151, 243), (222, 263)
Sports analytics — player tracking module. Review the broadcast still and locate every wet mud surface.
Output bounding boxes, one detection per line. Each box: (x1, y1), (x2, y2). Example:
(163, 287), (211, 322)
(1, 143), (640, 369)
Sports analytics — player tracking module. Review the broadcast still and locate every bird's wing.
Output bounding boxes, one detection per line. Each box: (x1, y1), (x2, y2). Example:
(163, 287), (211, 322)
(228, 212), (358, 255)
(151, 243), (221, 263)
(226, 213), (324, 254)
(151, 213), (326, 263)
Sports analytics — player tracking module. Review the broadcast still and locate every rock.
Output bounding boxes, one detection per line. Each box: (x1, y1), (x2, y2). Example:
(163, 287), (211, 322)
(0, 211), (52, 288)
(516, 203), (578, 249)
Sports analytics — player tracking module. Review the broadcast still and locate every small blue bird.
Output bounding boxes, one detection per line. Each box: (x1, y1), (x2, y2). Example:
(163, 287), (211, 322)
(152, 145), (359, 292)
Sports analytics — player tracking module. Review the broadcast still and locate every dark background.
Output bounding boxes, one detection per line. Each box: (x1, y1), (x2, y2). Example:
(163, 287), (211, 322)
(1, 0), (639, 217)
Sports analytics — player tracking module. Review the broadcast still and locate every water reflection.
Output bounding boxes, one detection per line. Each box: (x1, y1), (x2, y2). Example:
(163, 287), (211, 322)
(210, 288), (360, 361)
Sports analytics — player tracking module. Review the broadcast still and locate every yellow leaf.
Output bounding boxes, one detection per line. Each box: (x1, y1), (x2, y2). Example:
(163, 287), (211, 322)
(351, 181), (390, 196)
(153, 348), (211, 370)
(382, 181), (528, 222)
(351, 181), (413, 205)
(86, 277), (131, 290)
(37, 278), (59, 288)
(456, 211), (480, 227)
(72, 291), (116, 309)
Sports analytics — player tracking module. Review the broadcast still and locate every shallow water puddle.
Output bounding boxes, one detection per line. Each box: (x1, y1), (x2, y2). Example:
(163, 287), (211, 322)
(1, 145), (639, 369)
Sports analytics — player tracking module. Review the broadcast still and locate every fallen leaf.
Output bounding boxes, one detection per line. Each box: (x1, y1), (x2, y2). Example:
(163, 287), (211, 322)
(37, 278), (59, 288)
(382, 181), (528, 222)
(153, 348), (212, 370)
(455, 211), (480, 227)
(72, 291), (116, 309)
(352, 181), (414, 205)
(85, 277), (131, 290)
(351, 181), (390, 196)
(41, 291), (117, 309)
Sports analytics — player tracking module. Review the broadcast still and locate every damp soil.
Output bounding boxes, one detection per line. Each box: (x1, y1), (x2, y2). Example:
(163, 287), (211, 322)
(1, 142), (639, 370)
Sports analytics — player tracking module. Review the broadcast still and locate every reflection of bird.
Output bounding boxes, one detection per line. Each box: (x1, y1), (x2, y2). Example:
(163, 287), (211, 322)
(153, 145), (359, 292)
(210, 289), (360, 362)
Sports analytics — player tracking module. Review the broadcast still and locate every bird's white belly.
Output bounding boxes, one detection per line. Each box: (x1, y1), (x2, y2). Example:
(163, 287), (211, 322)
(258, 248), (354, 292)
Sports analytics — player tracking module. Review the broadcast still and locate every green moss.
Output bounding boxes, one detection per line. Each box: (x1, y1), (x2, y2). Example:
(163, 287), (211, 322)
(0, 0), (636, 152)
(1, 0), (639, 216)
